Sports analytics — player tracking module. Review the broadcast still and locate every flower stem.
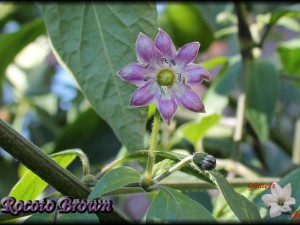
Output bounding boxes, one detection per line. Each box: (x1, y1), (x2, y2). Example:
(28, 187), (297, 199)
(143, 109), (161, 189)
(151, 155), (193, 185)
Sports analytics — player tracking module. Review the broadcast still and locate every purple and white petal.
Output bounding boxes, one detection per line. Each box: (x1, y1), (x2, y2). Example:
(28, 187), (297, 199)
(271, 182), (284, 199)
(172, 82), (205, 112)
(175, 42), (200, 68)
(136, 33), (162, 68)
(262, 194), (277, 206)
(156, 89), (178, 125)
(129, 80), (159, 107)
(282, 183), (292, 199)
(182, 64), (211, 84)
(154, 28), (177, 60)
(117, 63), (155, 86)
(269, 205), (281, 218)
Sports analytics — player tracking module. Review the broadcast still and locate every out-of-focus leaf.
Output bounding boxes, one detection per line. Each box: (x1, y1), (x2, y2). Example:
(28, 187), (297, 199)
(88, 166), (140, 199)
(203, 55), (241, 114)
(179, 113), (222, 148)
(253, 167), (300, 222)
(245, 61), (279, 141)
(9, 149), (79, 200)
(278, 38), (300, 76)
(209, 170), (263, 223)
(39, 3), (157, 152)
(165, 3), (214, 51)
(146, 186), (216, 222)
(269, 4), (300, 27)
(54, 108), (121, 164)
(199, 56), (228, 70)
(0, 18), (45, 84)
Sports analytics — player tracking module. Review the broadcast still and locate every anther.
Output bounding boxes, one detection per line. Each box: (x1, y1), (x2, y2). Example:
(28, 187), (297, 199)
(144, 63), (149, 68)
(178, 73), (182, 81)
(182, 77), (186, 84)
(170, 59), (176, 66)
(162, 57), (169, 64)
(161, 86), (168, 94)
(144, 76), (151, 81)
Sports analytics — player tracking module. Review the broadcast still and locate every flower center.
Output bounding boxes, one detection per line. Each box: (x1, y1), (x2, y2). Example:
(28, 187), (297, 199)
(157, 69), (175, 86)
(277, 198), (285, 206)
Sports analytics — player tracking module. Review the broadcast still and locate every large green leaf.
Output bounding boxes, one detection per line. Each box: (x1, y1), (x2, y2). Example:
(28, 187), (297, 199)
(9, 150), (79, 200)
(209, 170), (263, 223)
(38, 3), (158, 151)
(245, 61), (279, 141)
(88, 166), (140, 200)
(146, 186), (216, 222)
(0, 18), (45, 83)
(278, 38), (300, 76)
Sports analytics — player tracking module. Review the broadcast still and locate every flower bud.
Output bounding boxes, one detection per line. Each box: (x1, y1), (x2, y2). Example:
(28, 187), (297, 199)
(193, 153), (216, 170)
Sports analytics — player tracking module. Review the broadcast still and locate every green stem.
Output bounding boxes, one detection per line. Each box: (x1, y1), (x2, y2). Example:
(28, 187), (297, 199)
(143, 109), (161, 188)
(151, 155), (193, 185)
(0, 119), (127, 223)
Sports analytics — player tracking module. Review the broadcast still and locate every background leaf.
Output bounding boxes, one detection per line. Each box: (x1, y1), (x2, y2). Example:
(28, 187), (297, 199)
(245, 60), (279, 141)
(38, 3), (158, 151)
(278, 38), (300, 76)
(9, 150), (79, 200)
(0, 18), (45, 84)
(146, 186), (216, 222)
(209, 170), (263, 223)
(88, 166), (140, 200)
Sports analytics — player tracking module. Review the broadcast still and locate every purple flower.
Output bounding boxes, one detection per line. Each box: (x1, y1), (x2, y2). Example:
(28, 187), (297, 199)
(117, 28), (210, 125)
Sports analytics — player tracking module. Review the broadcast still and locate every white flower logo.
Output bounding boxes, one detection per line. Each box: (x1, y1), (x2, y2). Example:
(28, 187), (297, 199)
(262, 182), (296, 218)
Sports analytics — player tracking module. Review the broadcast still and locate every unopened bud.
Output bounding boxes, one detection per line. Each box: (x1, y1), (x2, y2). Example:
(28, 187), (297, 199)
(193, 153), (216, 170)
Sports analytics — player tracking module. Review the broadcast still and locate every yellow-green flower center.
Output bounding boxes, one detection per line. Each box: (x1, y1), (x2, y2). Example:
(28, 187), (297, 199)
(157, 69), (175, 86)
(277, 198), (285, 206)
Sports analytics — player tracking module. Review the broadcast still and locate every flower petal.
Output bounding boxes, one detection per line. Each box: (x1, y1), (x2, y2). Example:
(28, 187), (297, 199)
(129, 80), (159, 107)
(280, 204), (292, 212)
(154, 28), (177, 59)
(156, 89), (178, 125)
(172, 82), (205, 112)
(285, 197), (296, 205)
(270, 205), (282, 218)
(262, 194), (277, 206)
(136, 33), (162, 68)
(282, 183), (292, 199)
(271, 182), (284, 199)
(182, 64), (211, 84)
(117, 63), (155, 86)
(175, 42), (200, 68)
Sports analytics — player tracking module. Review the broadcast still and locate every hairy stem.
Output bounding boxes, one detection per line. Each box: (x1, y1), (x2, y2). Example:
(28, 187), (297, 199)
(0, 119), (127, 223)
(143, 110), (161, 188)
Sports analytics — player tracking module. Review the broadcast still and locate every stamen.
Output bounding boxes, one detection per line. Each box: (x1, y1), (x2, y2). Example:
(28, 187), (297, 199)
(178, 73), (182, 81)
(162, 57), (169, 64)
(144, 63), (149, 68)
(161, 86), (168, 94)
(170, 59), (176, 66)
(144, 76), (151, 81)
(182, 77), (186, 84)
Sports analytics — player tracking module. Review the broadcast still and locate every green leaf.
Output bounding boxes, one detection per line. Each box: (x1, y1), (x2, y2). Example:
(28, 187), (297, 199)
(269, 4), (300, 27)
(0, 18), (45, 83)
(209, 170), (263, 223)
(88, 166), (140, 200)
(180, 113), (222, 147)
(278, 38), (300, 76)
(38, 3), (158, 151)
(165, 3), (214, 51)
(245, 61), (279, 141)
(9, 149), (79, 200)
(146, 186), (216, 222)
